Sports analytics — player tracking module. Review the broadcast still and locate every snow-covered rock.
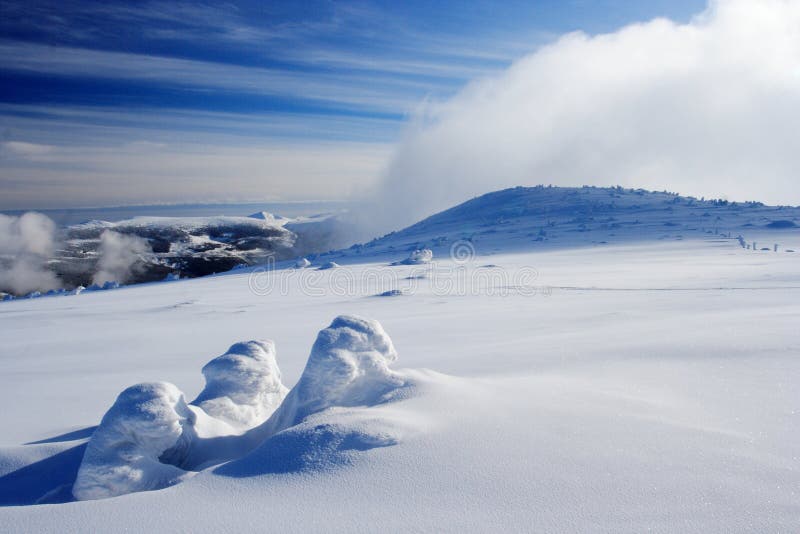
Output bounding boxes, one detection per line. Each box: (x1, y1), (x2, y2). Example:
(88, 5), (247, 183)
(391, 248), (433, 265)
(192, 341), (288, 429)
(318, 261), (340, 270)
(72, 382), (196, 501)
(376, 289), (404, 297)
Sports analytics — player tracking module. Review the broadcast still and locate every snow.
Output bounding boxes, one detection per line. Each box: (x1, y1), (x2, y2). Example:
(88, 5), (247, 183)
(75, 215), (284, 233)
(317, 261), (339, 270)
(392, 248), (433, 265)
(67, 316), (409, 503)
(376, 289), (405, 297)
(1, 186), (799, 531)
(259, 315), (407, 436)
(193, 340), (288, 429)
(247, 211), (291, 225)
(294, 257), (311, 268)
(72, 382), (195, 501)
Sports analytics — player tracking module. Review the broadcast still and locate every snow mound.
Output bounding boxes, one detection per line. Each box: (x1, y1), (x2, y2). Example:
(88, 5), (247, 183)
(192, 341), (288, 429)
(72, 382), (195, 501)
(376, 289), (404, 297)
(71, 316), (414, 500)
(393, 248), (433, 265)
(262, 315), (407, 435)
(247, 211), (290, 225)
(766, 220), (797, 229)
(318, 261), (340, 270)
(294, 258), (311, 268)
(217, 412), (402, 477)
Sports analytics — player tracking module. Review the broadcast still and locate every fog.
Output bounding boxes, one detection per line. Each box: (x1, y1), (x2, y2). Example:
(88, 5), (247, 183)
(0, 212), (61, 295)
(92, 231), (151, 286)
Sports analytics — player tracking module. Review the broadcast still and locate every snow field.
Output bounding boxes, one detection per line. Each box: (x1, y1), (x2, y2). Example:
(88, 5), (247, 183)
(0, 234), (798, 532)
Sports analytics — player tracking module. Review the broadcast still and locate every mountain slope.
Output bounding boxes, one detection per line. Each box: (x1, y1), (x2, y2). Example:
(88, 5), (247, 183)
(327, 186), (800, 262)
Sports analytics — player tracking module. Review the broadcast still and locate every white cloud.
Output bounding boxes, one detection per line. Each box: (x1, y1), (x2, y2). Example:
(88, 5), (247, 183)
(0, 40), (460, 115)
(0, 212), (61, 295)
(92, 231), (150, 285)
(1, 141), (54, 158)
(373, 0), (800, 229)
(0, 141), (392, 209)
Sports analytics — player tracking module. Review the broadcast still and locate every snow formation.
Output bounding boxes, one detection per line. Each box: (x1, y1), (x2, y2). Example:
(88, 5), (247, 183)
(318, 261), (339, 270)
(192, 340), (288, 429)
(70, 315), (408, 501)
(1, 186), (799, 531)
(72, 382), (195, 501)
(394, 248), (433, 265)
(259, 316), (407, 436)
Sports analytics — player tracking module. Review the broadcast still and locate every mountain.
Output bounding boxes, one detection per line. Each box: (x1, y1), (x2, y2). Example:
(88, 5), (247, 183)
(323, 185), (800, 263)
(13, 212), (349, 295)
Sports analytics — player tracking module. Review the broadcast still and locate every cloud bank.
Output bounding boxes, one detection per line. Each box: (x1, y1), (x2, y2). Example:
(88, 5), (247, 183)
(374, 0), (800, 229)
(0, 140), (391, 210)
(0, 212), (61, 295)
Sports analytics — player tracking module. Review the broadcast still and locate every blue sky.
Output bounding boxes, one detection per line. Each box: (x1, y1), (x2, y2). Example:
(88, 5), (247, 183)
(0, 0), (706, 209)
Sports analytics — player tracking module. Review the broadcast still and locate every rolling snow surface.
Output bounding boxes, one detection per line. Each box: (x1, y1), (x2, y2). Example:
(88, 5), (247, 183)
(0, 187), (798, 532)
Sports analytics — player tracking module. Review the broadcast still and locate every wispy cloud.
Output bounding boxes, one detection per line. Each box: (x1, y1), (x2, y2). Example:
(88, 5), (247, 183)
(0, 0), (710, 211)
(0, 103), (401, 145)
(1, 141), (55, 157)
(0, 139), (392, 209)
(0, 41), (457, 115)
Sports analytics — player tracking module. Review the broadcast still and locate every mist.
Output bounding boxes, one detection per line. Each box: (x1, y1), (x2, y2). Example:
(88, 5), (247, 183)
(0, 212), (61, 295)
(92, 231), (151, 286)
(370, 0), (800, 231)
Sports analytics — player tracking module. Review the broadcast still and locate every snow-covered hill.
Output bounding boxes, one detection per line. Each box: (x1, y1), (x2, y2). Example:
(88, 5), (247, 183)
(327, 186), (800, 263)
(0, 186), (798, 532)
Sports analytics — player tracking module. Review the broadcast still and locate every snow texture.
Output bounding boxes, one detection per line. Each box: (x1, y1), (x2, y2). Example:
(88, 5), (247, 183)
(192, 341), (288, 429)
(394, 248), (433, 265)
(71, 382), (195, 501)
(259, 315), (407, 436)
(1, 186), (799, 532)
(318, 261), (340, 270)
(70, 316), (407, 501)
(376, 289), (404, 297)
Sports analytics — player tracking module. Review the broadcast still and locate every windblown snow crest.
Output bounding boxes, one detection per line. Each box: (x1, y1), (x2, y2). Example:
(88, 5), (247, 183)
(71, 383), (196, 501)
(72, 316), (415, 501)
(193, 340), (288, 429)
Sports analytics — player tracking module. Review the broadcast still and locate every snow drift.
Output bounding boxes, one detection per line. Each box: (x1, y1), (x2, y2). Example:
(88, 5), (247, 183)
(257, 315), (407, 437)
(392, 248), (433, 266)
(193, 340), (288, 429)
(71, 315), (411, 501)
(72, 383), (196, 501)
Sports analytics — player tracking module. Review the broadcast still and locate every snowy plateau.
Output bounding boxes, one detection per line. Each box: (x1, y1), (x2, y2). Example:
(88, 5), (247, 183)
(0, 186), (799, 532)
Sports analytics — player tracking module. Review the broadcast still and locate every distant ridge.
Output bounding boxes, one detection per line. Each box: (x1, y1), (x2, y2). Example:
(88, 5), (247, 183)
(331, 186), (800, 260)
